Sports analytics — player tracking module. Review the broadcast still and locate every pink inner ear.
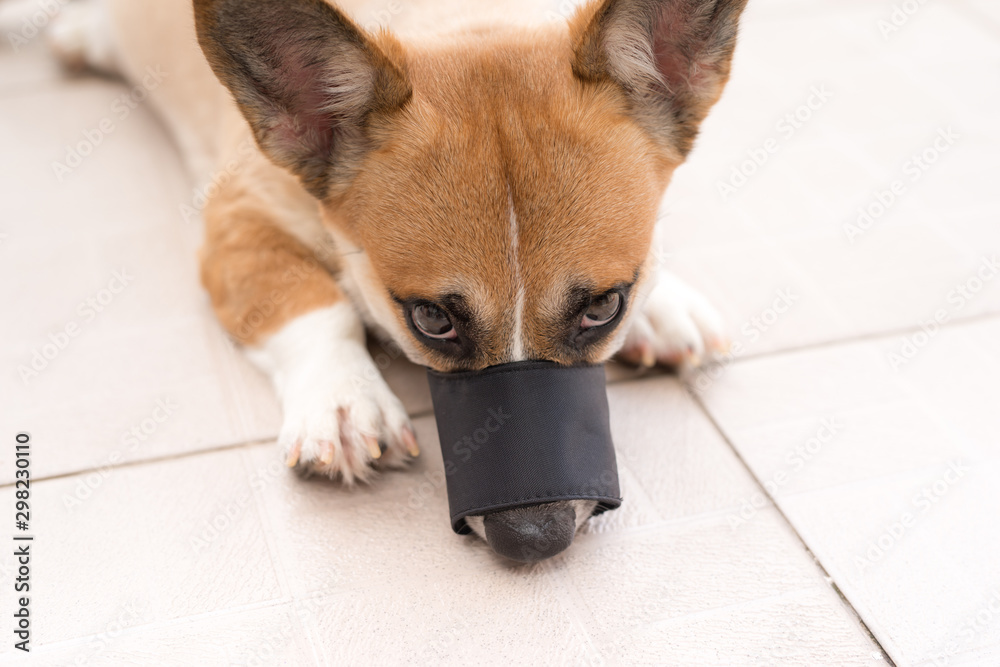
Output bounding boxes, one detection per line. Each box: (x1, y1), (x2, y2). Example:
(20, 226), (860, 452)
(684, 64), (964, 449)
(277, 45), (323, 95)
(266, 43), (341, 160)
(652, 4), (711, 93)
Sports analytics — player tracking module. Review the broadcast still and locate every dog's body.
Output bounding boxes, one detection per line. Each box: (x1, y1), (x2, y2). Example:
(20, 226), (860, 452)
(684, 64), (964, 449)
(49, 0), (745, 560)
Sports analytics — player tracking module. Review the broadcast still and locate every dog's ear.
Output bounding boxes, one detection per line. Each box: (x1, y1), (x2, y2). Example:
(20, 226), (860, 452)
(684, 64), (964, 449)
(571, 0), (747, 157)
(193, 0), (411, 198)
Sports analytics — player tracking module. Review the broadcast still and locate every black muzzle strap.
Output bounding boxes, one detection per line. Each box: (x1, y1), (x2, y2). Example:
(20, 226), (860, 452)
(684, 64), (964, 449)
(426, 361), (622, 534)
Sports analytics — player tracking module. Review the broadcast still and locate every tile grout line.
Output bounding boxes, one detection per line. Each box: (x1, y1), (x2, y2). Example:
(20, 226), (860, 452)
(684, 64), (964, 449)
(0, 437), (271, 488)
(0, 406), (436, 489)
(721, 310), (1000, 364)
(685, 387), (897, 667)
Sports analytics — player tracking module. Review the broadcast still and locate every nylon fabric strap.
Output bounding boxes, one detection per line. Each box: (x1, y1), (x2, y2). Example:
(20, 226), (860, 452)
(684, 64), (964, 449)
(426, 361), (622, 534)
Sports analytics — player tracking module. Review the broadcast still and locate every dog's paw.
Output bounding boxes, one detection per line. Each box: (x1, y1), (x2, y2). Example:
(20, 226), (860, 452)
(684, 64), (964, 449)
(276, 349), (418, 484)
(248, 305), (418, 484)
(618, 271), (729, 369)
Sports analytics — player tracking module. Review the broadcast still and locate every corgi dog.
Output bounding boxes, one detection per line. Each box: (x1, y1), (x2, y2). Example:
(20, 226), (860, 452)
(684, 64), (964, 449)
(48, 0), (746, 561)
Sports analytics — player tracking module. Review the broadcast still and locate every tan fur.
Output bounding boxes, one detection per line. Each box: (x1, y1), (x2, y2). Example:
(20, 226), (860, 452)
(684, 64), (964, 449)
(199, 198), (345, 344)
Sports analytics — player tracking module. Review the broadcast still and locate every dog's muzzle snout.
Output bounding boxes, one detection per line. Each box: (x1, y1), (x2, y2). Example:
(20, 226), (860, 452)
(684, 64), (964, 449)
(426, 361), (622, 560)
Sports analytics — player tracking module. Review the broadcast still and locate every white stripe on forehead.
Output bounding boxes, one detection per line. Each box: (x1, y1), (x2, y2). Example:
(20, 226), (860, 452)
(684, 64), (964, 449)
(507, 182), (526, 361)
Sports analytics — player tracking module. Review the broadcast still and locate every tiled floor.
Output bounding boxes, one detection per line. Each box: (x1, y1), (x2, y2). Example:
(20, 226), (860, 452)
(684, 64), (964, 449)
(1, 0), (998, 664)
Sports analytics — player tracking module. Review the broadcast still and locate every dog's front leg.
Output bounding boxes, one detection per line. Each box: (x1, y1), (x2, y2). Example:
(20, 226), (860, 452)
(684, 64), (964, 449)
(200, 202), (418, 483)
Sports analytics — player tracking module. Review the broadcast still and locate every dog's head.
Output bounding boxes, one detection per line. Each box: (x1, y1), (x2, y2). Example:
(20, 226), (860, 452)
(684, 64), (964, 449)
(195, 0), (746, 562)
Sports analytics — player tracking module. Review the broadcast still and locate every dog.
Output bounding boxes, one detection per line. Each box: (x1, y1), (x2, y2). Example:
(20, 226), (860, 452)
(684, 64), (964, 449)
(47, 0), (746, 561)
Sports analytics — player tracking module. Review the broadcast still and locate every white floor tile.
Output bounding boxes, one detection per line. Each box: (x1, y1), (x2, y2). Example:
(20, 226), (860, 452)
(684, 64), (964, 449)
(306, 578), (597, 665)
(560, 510), (824, 639)
(598, 377), (762, 525)
(784, 463), (1000, 666)
(605, 587), (882, 666)
(10, 604), (319, 666)
(699, 318), (1000, 666)
(0, 449), (283, 653)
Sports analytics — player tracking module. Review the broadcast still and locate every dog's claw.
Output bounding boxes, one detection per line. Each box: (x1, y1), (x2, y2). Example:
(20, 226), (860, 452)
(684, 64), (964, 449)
(403, 427), (420, 457)
(286, 440), (302, 468)
(639, 341), (656, 368)
(708, 337), (731, 355)
(619, 270), (727, 371)
(319, 440), (335, 464)
(364, 434), (382, 460)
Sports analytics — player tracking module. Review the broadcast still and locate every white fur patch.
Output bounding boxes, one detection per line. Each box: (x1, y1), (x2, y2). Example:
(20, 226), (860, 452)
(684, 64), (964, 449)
(247, 304), (413, 483)
(508, 186), (526, 361)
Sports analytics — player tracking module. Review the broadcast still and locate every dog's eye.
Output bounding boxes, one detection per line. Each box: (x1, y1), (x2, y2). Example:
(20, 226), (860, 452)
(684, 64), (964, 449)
(581, 292), (621, 329)
(412, 303), (458, 340)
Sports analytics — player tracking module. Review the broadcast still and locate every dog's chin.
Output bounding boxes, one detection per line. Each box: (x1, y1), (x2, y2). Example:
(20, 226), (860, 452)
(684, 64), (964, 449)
(463, 499), (598, 563)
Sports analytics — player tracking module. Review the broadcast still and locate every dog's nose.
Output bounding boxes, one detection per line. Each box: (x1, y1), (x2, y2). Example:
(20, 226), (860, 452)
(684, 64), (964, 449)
(483, 502), (576, 562)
